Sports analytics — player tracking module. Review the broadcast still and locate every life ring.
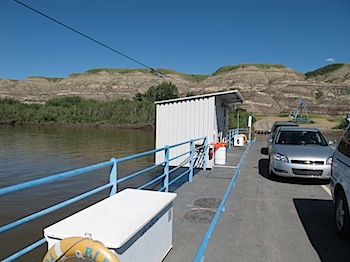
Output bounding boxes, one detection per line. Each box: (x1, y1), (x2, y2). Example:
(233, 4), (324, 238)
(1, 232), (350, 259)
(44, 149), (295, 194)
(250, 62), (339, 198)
(42, 236), (120, 262)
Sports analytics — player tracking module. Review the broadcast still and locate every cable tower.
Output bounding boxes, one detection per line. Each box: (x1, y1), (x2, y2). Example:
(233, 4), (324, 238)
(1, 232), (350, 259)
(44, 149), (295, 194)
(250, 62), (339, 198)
(289, 100), (310, 123)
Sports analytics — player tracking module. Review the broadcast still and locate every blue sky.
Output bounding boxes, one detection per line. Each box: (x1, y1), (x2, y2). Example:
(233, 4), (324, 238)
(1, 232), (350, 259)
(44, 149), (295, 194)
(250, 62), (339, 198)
(1, 0), (350, 80)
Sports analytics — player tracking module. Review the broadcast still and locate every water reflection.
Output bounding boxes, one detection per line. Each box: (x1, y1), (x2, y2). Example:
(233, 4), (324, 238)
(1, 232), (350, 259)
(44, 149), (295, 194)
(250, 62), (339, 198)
(0, 125), (154, 185)
(0, 125), (155, 261)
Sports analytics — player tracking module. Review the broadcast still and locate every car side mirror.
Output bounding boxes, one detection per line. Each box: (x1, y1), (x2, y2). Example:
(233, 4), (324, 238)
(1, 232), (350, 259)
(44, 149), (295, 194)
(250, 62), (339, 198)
(268, 138), (273, 143)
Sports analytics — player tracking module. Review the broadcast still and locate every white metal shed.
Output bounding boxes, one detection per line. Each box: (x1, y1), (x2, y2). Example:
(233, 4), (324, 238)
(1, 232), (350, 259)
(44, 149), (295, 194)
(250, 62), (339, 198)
(155, 90), (244, 168)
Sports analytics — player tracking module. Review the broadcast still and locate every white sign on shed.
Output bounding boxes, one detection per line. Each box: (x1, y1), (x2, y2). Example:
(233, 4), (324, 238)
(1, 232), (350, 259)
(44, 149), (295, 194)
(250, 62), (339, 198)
(155, 90), (244, 169)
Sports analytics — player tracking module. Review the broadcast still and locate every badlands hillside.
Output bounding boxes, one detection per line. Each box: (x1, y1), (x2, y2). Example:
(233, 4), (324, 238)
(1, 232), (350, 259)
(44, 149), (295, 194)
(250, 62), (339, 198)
(1, 63), (350, 117)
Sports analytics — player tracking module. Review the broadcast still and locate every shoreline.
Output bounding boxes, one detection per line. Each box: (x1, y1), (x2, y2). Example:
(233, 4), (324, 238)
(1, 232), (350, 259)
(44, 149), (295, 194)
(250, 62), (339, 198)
(0, 121), (155, 130)
(1, 115), (344, 132)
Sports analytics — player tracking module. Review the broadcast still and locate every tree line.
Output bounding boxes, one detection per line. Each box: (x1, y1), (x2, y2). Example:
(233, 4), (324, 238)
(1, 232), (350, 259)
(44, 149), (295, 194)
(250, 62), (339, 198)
(0, 96), (155, 127)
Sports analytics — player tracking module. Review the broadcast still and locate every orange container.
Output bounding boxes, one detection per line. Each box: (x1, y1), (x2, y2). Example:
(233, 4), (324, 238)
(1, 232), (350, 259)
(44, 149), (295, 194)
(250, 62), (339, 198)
(213, 142), (228, 150)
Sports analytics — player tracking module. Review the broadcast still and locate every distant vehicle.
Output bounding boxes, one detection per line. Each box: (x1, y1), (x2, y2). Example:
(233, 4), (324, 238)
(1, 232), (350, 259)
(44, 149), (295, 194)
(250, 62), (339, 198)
(267, 121), (298, 154)
(330, 124), (350, 239)
(268, 126), (334, 179)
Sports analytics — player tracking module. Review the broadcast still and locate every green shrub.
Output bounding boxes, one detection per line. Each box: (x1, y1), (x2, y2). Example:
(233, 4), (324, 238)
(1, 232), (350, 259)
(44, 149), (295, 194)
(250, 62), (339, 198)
(0, 97), (155, 127)
(134, 82), (179, 102)
(46, 96), (83, 107)
(315, 91), (323, 100)
(229, 108), (255, 128)
(0, 97), (21, 105)
(305, 64), (344, 78)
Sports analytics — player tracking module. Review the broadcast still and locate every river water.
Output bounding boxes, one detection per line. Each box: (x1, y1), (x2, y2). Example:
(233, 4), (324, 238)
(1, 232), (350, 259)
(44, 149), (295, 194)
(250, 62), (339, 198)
(0, 125), (155, 261)
(0, 125), (343, 261)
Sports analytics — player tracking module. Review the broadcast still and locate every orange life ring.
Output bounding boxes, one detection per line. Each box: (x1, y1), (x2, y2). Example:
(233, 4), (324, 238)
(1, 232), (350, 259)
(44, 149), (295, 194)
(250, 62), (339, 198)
(42, 236), (120, 262)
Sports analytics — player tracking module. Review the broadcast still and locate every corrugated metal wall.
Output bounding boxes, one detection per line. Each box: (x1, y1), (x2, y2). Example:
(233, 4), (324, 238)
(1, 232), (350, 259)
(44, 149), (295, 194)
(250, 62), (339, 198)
(155, 97), (216, 167)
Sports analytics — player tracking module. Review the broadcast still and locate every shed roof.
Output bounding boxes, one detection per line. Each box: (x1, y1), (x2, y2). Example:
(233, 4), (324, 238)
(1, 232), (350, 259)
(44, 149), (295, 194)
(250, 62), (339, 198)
(154, 90), (244, 105)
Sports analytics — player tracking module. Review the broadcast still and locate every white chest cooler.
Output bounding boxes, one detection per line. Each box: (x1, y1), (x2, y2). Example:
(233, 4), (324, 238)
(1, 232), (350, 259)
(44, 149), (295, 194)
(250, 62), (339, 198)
(44, 188), (177, 261)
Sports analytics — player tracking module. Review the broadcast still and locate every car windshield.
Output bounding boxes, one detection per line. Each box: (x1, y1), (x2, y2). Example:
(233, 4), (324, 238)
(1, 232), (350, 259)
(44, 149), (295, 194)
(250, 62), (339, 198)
(275, 130), (328, 146)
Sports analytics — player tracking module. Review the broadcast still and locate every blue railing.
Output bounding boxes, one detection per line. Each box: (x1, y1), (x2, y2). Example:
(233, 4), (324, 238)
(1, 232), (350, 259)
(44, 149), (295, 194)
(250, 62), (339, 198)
(0, 136), (207, 262)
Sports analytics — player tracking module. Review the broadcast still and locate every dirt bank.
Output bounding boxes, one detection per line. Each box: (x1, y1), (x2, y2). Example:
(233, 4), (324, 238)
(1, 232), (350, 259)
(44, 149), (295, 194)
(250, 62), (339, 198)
(254, 116), (340, 132)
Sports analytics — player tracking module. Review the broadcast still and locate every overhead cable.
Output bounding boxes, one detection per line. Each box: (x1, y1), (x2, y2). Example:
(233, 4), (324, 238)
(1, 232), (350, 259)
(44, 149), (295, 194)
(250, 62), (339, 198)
(13, 0), (194, 87)
(13, 0), (157, 73)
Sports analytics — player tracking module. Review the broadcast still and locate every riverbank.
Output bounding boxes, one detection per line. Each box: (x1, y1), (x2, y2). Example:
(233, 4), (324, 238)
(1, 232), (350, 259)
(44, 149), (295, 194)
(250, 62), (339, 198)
(2, 115), (342, 132)
(0, 120), (154, 130)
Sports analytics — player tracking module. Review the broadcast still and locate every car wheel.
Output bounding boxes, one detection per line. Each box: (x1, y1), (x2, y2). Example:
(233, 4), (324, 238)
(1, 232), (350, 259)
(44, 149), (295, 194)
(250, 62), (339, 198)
(335, 190), (350, 239)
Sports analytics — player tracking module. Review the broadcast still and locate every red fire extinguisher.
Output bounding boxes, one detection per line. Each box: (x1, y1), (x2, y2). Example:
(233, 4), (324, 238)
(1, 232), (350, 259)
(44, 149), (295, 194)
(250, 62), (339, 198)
(209, 147), (214, 160)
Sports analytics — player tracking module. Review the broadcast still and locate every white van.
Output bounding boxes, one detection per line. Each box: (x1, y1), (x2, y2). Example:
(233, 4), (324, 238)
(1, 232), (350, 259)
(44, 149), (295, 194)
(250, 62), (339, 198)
(330, 124), (350, 239)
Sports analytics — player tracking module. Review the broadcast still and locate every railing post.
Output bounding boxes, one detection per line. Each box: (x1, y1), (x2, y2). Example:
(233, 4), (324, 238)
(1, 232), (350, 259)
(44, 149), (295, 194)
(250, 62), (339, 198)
(189, 139), (194, 182)
(228, 130), (232, 149)
(109, 158), (118, 196)
(163, 146), (170, 192)
(203, 137), (208, 170)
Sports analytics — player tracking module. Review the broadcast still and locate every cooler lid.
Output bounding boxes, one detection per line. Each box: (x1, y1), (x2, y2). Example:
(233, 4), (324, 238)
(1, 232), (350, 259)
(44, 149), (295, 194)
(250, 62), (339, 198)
(44, 189), (177, 249)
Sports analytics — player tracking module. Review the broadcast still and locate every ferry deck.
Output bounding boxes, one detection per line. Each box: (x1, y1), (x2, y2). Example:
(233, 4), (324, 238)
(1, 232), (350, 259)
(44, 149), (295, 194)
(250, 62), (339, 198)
(165, 140), (349, 262)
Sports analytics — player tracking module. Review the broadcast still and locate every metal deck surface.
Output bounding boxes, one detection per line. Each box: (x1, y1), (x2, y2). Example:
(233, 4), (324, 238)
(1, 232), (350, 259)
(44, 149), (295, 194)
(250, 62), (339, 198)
(164, 141), (350, 262)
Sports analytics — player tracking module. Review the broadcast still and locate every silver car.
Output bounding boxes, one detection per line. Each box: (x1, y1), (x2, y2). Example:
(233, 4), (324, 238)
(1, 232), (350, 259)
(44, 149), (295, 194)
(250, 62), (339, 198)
(330, 124), (350, 239)
(268, 126), (334, 179)
(267, 121), (298, 154)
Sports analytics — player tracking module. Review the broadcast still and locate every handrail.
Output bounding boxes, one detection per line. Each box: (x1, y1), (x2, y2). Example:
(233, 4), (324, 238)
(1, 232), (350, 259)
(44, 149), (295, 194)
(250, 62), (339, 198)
(193, 140), (253, 262)
(0, 136), (207, 262)
(0, 160), (113, 197)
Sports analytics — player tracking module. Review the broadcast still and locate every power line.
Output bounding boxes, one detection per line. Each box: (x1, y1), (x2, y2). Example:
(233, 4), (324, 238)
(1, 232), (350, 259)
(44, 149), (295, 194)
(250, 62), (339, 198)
(13, 0), (194, 87)
(13, 0), (157, 73)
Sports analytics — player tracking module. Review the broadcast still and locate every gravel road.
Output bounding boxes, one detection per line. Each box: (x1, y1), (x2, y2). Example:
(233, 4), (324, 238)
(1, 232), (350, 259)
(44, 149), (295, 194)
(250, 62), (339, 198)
(255, 116), (339, 132)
